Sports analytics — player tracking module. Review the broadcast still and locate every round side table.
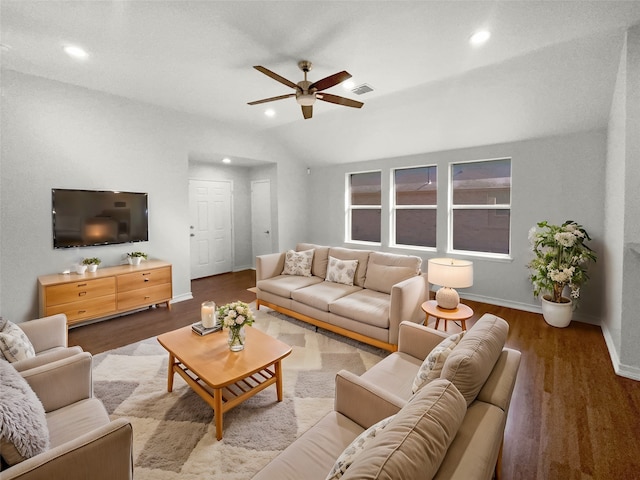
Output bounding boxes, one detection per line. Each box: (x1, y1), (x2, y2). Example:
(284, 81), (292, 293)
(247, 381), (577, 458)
(421, 300), (473, 332)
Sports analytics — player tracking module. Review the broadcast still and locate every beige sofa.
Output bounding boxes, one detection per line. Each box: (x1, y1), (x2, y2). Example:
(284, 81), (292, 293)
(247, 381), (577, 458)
(1, 351), (133, 479)
(256, 243), (428, 351)
(253, 314), (521, 480)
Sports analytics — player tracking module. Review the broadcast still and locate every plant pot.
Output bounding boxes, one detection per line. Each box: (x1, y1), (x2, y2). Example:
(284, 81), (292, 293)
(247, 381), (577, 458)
(541, 295), (573, 328)
(128, 257), (142, 266)
(87, 264), (98, 273)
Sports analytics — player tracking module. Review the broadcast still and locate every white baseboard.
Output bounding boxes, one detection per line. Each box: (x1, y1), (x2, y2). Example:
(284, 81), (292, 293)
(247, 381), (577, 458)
(600, 322), (640, 381)
(233, 265), (253, 272)
(171, 292), (193, 304)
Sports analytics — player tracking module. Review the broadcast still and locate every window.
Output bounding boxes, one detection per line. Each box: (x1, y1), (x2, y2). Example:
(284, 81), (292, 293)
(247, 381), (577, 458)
(450, 158), (511, 255)
(392, 166), (437, 248)
(347, 171), (381, 243)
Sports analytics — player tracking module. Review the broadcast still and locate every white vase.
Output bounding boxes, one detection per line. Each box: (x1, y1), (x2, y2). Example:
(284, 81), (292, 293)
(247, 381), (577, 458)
(87, 264), (98, 273)
(541, 295), (573, 328)
(128, 257), (142, 266)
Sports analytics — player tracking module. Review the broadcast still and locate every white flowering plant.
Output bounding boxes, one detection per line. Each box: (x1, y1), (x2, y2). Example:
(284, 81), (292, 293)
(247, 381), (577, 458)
(527, 220), (597, 305)
(217, 301), (255, 331)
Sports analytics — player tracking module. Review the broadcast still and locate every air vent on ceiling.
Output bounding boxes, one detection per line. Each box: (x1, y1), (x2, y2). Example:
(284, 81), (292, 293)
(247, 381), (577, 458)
(351, 83), (374, 95)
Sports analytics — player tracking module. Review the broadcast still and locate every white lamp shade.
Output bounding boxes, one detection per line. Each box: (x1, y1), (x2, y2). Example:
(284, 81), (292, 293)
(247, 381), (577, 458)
(427, 258), (473, 288)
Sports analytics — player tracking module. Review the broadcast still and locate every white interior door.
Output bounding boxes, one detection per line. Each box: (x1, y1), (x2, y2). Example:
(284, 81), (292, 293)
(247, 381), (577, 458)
(189, 180), (233, 279)
(251, 179), (272, 262)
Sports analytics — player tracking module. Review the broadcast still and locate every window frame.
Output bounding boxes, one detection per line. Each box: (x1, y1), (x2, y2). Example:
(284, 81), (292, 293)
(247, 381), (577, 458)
(390, 164), (438, 251)
(345, 169), (382, 246)
(448, 157), (512, 259)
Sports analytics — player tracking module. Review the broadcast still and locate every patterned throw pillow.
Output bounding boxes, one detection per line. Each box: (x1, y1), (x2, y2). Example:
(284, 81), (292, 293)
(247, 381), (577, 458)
(0, 320), (36, 362)
(411, 331), (465, 394)
(325, 414), (395, 480)
(282, 249), (314, 277)
(325, 256), (359, 286)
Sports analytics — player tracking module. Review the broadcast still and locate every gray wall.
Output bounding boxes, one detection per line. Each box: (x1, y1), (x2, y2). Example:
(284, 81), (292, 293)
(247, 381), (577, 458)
(604, 25), (640, 380)
(307, 130), (607, 322)
(0, 70), (305, 322)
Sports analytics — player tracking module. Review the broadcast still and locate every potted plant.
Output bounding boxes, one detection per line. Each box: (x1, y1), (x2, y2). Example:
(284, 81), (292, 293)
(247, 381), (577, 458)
(82, 257), (101, 273)
(527, 220), (597, 327)
(127, 251), (148, 266)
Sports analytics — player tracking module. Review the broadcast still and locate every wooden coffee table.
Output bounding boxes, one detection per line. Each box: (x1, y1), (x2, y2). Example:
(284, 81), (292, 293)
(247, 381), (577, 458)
(157, 325), (292, 440)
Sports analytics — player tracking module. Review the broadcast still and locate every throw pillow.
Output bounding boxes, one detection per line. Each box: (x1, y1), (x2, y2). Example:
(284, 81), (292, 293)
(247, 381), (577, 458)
(0, 320), (36, 363)
(325, 414), (396, 480)
(411, 331), (465, 394)
(0, 359), (50, 465)
(282, 249), (314, 277)
(325, 256), (359, 286)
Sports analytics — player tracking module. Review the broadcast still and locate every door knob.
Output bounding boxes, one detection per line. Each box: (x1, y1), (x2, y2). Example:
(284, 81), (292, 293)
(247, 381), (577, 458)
(264, 230), (270, 234)
(190, 233), (195, 237)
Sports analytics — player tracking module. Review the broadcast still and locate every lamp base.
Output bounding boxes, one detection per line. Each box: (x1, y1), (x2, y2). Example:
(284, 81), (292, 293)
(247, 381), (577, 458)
(435, 287), (460, 310)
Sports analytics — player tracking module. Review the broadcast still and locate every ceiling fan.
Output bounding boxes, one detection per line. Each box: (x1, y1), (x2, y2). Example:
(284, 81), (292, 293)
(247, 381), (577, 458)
(248, 60), (364, 119)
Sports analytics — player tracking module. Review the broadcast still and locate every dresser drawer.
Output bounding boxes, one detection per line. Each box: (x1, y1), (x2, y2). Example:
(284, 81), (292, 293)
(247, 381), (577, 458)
(45, 295), (116, 325)
(45, 277), (116, 307)
(117, 283), (172, 311)
(117, 267), (172, 292)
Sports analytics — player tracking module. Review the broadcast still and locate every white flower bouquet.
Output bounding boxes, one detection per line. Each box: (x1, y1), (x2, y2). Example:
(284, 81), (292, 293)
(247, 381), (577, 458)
(217, 301), (255, 349)
(527, 220), (597, 305)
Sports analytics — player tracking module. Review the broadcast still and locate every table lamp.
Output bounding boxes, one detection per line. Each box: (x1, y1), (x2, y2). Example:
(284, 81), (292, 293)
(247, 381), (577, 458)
(427, 258), (473, 310)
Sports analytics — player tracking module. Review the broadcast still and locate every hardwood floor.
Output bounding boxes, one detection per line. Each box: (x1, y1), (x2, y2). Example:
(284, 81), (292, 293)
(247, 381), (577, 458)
(69, 271), (640, 479)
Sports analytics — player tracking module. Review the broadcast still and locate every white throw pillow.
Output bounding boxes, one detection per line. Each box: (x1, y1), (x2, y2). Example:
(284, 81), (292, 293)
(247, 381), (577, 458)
(411, 331), (465, 394)
(282, 249), (314, 277)
(0, 320), (36, 363)
(325, 414), (395, 480)
(325, 256), (358, 286)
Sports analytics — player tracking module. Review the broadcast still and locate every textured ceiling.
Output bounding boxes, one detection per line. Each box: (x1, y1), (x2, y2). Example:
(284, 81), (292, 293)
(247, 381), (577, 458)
(2, 1), (640, 165)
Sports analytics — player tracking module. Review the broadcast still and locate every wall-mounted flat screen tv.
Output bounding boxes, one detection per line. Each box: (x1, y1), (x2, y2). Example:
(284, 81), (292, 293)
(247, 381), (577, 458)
(52, 189), (149, 248)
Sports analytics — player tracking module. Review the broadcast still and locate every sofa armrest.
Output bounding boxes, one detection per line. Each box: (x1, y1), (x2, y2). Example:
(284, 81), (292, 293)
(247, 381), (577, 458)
(388, 274), (428, 345)
(256, 252), (285, 281)
(18, 314), (68, 353)
(397, 320), (450, 361)
(20, 351), (93, 412)
(1, 418), (133, 480)
(476, 348), (522, 413)
(12, 346), (84, 373)
(335, 370), (406, 429)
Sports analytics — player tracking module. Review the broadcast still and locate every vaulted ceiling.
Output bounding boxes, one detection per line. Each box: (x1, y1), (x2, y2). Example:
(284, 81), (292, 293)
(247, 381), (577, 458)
(2, 1), (640, 165)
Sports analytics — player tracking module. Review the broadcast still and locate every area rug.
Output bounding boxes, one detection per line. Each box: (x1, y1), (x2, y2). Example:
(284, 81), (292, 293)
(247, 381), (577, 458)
(92, 304), (388, 479)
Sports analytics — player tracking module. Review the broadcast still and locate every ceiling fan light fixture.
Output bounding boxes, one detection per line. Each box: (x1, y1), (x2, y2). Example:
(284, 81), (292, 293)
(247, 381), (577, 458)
(469, 30), (491, 47)
(296, 93), (316, 106)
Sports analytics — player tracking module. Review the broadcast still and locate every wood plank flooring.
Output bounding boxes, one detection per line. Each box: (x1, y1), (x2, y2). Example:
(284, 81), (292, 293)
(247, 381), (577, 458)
(68, 270), (640, 479)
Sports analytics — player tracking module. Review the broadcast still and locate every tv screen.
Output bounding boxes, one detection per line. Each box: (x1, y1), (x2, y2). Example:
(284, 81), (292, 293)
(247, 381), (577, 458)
(52, 189), (148, 248)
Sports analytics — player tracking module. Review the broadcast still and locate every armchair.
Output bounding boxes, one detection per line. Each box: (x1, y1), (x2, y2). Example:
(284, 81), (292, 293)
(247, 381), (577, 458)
(10, 314), (83, 373)
(1, 352), (133, 479)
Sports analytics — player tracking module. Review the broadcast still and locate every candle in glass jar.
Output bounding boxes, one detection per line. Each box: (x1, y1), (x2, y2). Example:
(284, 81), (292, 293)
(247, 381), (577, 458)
(201, 301), (216, 328)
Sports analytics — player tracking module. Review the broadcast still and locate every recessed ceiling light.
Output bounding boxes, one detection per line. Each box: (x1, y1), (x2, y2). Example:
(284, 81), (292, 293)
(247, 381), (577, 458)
(222, 157), (231, 164)
(264, 109), (275, 117)
(469, 30), (491, 47)
(63, 44), (89, 59)
(343, 80), (355, 91)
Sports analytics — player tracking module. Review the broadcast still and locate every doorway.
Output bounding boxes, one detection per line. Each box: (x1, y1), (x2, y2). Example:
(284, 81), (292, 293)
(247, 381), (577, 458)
(251, 179), (272, 263)
(189, 180), (233, 279)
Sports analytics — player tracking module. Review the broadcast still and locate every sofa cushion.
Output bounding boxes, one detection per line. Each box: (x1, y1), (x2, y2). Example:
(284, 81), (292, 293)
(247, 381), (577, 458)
(0, 320), (36, 362)
(282, 249), (314, 277)
(360, 352), (422, 401)
(292, 282), (361, 312)
(412, 331), (465, 394)
(326, 257), (359, 286)
(46, 398), (111, 447)
(257, 275), (323, 298)
(0, 359), (50, 466)
(328, 247), (371, 287)
(441, 314), (509, 406)
(297, 243), (330, 278)
(326, 414), (396, 480)
(341, 378), (466, 480)
(363, 252), (422, 294)
(329, 289), (390, 329)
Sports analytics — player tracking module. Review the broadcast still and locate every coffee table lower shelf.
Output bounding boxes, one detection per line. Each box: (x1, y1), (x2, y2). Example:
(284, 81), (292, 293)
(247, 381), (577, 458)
(168, 355), (283, 440)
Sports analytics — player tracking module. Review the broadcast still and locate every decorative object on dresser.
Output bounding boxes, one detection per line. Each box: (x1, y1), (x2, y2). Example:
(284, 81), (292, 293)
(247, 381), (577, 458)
(126, 251), (148, 266)
(527, 220), (597, 327)
(427, 258), (474, 309)
(82, 257), (101, 273)
(38, 260), (172, 327)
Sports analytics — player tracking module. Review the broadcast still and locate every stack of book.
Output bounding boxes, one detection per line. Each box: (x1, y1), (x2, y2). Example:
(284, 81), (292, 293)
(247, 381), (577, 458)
(191, 322), (222, 336)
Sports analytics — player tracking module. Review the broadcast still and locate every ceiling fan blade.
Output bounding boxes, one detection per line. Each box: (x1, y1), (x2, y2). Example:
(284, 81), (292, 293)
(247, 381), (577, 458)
(309, 71), (352, 91)
(317, 93), (364, 109)
(254, 66), (299, 90)
(247, 93), (295, 105)
(302, 105), (313, 119)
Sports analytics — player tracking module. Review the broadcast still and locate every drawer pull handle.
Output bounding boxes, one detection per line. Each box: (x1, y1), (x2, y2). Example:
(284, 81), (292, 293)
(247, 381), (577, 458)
(78, 310), (86, 314)
(78, 292), (87, 296)
(77, 283), (87, 287)
(142, 273), (151, 276)
(144, 278), (149, 282)
(144, 296), (150, 299)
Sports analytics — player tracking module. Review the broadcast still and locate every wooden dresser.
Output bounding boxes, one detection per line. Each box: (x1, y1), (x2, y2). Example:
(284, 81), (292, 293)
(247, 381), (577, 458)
(38, 260), (172, 327)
